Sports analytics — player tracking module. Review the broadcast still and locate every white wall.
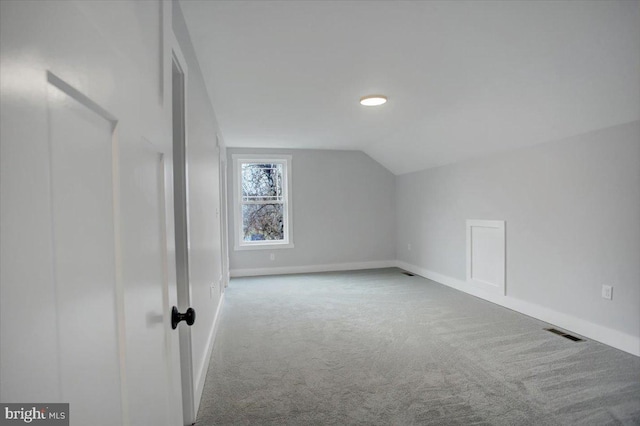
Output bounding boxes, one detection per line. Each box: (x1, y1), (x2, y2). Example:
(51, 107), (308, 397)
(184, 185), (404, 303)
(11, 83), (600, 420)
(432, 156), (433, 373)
(396, 121), (640, 354)
(228, 148), (396, 275)
(173, 0), (226, 414)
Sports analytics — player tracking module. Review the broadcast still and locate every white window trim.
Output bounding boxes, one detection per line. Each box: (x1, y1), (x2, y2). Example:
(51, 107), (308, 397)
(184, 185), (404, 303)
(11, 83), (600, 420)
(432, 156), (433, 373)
(232, 154), (294, 250)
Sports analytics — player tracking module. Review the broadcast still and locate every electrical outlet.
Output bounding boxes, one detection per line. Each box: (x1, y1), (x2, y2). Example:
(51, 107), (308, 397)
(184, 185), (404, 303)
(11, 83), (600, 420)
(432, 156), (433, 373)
(407, 243), (412, 251)
(601, 285), (613, 300)
(270, 253), (275, 261)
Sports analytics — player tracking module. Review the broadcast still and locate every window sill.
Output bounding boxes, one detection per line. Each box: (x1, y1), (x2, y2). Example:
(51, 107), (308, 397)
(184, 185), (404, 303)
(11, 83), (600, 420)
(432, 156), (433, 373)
(234, 242), (295, 251)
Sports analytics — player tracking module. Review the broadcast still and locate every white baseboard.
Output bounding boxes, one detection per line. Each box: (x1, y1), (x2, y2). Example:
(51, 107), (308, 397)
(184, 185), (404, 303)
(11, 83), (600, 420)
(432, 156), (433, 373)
(395, 261), (640, 357)
(230, 260), (396, 278)
(194, 292), (225, 415)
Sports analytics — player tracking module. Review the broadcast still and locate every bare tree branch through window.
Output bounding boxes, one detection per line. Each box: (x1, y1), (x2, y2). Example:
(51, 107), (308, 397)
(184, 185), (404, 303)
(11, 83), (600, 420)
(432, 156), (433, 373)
(241, 163), (284, 241)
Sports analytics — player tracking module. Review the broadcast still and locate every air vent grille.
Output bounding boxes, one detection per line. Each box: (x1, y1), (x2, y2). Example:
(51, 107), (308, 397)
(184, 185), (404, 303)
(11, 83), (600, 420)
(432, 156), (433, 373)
(545, 328), (584, 342)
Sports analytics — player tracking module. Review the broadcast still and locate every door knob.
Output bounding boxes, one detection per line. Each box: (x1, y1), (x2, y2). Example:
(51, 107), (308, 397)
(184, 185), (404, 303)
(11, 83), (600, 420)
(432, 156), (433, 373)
(171, 306), (196, 329)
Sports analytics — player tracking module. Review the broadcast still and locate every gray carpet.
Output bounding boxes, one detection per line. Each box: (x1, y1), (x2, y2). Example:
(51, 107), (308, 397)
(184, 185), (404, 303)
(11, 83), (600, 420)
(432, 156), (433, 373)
(196, 268), (640, 425)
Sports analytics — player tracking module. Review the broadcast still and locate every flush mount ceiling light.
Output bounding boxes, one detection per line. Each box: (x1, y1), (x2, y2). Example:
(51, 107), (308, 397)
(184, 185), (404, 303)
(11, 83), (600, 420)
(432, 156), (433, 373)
(360, 95), (387, 106)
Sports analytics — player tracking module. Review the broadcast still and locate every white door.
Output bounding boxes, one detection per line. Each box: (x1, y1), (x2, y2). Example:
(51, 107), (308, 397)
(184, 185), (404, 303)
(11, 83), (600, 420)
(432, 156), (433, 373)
(219, 154), (230, 288)
(121, 141), (184, 426)
(0, 1), (183, 425)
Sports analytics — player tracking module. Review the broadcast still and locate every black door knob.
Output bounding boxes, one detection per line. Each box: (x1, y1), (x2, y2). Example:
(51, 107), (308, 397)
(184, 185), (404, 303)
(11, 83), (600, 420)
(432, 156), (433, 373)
(171, 306), (196, 329)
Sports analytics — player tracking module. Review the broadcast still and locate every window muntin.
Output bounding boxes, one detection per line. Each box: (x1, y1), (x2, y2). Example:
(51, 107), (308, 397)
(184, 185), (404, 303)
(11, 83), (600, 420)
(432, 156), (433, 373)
(233, 155), (293, 249)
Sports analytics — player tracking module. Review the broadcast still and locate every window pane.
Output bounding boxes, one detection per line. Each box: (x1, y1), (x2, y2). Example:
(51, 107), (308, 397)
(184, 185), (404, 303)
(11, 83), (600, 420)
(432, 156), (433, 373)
(241, 163), (283, 202)
(242, 203), (284, 241)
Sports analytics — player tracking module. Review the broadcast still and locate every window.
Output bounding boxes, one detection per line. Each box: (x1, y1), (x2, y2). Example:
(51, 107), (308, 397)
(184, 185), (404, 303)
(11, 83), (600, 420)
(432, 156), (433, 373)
(233, 155), (293, 250)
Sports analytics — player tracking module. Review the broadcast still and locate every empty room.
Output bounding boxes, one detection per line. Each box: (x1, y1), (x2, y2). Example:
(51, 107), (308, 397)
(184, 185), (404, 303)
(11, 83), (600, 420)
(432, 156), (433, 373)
(1, 0), (638, 425)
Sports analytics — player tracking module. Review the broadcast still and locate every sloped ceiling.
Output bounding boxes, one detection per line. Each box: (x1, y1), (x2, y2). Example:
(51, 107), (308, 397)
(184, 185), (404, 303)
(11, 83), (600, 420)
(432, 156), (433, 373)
(180, 0), (639, 175)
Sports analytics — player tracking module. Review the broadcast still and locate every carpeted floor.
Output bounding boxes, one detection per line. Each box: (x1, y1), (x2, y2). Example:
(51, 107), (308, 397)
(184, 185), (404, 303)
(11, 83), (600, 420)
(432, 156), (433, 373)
(196, 268), (640, 425)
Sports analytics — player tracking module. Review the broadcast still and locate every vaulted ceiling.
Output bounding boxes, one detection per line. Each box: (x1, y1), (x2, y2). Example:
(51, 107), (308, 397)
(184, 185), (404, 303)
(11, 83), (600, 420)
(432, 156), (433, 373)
(180, 0), (639, 175)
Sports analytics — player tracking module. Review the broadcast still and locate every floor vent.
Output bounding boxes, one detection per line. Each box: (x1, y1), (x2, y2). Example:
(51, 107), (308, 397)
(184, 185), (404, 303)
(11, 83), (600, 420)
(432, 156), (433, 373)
(401, 271), (415, 277)
(545, 328), (584, 342)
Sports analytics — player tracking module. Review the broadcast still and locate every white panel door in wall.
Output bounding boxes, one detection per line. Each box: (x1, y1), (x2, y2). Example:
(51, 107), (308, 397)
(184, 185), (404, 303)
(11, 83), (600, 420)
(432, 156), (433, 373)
(466, 220), (506, 295)
(0, 1), (183, 425)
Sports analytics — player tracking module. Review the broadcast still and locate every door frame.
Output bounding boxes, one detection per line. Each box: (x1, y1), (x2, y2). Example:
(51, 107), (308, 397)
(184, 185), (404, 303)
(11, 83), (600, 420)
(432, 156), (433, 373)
(218, 136), (230, 288)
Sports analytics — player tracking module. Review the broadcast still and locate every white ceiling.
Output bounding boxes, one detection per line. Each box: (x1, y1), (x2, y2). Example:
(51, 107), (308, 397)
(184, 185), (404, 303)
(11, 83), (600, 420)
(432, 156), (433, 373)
(180, 0), (639, 175)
